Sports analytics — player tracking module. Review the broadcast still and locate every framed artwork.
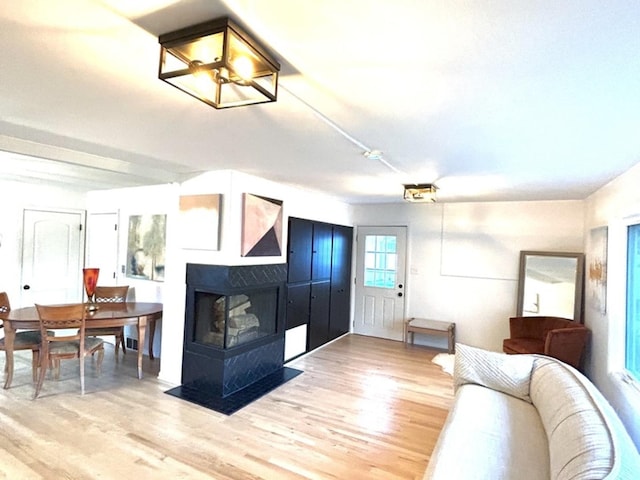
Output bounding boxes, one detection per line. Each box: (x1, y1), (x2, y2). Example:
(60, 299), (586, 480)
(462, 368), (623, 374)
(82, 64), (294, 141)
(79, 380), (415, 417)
(126, 214), (167, 281)
(587, 226), (608, 314)
(241, 193), (283, 257)
(179, 194), (221, 250)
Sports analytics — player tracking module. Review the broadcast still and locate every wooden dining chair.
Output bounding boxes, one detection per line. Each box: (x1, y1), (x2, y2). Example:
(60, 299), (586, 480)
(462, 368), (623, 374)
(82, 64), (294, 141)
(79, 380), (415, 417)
(34, 303), (105, 398)
(85, 285), (129, 355)
(0, 291), (46, 383)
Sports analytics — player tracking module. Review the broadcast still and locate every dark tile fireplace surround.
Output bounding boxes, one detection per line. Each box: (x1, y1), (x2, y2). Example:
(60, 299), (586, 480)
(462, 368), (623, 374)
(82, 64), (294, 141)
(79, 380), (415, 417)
(166, 263), (302, 414)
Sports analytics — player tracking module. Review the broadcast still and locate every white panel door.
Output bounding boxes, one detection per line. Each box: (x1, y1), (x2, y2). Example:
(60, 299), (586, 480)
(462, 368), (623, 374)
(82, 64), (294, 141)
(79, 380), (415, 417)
(20, 209), (85, 305)
(86, 212), (120, 286)
(353, 226), (407, 340)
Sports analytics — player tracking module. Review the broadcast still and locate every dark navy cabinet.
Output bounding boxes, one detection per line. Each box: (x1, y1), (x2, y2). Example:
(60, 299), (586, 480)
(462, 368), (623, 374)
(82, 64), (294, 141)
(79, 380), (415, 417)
(285, 217), (353, 355)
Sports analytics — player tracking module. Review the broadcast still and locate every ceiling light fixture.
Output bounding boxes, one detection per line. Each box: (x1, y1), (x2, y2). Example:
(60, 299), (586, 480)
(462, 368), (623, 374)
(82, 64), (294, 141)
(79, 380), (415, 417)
(403, 183), (438, 203)
(158, 17), (280, 109)
(363, 150), (383, 161)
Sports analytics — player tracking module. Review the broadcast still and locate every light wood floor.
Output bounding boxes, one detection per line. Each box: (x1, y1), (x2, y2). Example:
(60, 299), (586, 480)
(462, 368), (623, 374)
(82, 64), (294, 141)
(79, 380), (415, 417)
(0, 334), (454, 480)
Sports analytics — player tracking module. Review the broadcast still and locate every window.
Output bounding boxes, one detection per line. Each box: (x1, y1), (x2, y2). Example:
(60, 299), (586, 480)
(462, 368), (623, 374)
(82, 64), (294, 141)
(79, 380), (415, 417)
(626, 223), (640, 379)
(363, 234), (397, 288)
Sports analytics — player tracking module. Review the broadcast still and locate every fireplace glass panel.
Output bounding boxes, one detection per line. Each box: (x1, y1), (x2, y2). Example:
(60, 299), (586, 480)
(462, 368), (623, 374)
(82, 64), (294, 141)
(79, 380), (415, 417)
(193, 288), (278, 349)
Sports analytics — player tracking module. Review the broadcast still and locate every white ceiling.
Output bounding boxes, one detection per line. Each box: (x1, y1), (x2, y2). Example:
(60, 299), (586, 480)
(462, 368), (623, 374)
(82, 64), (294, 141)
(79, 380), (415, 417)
(1, 0), (639, 204)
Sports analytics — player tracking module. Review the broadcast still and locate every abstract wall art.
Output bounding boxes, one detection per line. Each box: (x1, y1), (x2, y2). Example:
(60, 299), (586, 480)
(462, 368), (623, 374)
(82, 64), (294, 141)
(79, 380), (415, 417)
(126, 214), (167, 281)
(179, 194), (221, 250)
(241, 193), (283, 257)
(587, 226), (608, 314)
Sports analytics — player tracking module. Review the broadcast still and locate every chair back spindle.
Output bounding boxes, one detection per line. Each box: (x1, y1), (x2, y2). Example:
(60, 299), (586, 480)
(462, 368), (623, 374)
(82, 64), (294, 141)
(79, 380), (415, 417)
(86, 285), (130, 355)
(0, 292), (10, 314)
(94, 286), (129, 304)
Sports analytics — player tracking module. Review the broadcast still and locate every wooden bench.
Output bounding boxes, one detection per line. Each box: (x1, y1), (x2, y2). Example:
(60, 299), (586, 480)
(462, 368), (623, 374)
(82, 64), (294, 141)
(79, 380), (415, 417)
(405, 318), (456, 354)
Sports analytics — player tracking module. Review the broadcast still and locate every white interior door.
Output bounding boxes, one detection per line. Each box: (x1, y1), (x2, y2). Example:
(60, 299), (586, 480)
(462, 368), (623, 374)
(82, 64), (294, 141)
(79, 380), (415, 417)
(21, 208), (85, 305)
(353, 226), (407, 340)
(86, 212), (120, 286)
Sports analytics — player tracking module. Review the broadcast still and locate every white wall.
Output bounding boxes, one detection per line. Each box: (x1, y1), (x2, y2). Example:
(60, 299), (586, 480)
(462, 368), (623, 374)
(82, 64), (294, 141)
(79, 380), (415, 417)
(87, 183), (178, 357)
(0, 180), (86, 308)
(352, 200), (585, 352)
(583, 161), (640, 448)
(6, 163), (639, 446)
(87, 170), (353, 385)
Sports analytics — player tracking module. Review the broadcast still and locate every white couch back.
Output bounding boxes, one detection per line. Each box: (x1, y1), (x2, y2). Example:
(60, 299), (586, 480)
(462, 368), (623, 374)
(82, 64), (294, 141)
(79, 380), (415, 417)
(531, 357), (640, 480)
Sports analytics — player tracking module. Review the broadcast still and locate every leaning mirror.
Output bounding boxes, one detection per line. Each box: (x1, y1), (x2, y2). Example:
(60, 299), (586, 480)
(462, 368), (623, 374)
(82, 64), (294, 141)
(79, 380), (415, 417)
(516, 251), (585, 322)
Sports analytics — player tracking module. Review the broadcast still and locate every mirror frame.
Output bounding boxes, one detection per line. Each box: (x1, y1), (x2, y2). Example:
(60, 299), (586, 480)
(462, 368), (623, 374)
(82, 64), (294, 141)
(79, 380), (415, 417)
(516, 250), (585, 322)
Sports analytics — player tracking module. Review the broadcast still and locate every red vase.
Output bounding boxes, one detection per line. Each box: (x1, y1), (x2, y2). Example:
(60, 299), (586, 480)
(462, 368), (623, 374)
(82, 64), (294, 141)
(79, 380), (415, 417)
(83, 268), (100, 302)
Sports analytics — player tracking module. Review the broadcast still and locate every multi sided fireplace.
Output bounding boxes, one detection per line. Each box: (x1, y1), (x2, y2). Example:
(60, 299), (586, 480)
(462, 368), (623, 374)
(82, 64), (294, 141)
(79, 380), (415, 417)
(193, 289), (278, 349)
(181, 263), (288, 398)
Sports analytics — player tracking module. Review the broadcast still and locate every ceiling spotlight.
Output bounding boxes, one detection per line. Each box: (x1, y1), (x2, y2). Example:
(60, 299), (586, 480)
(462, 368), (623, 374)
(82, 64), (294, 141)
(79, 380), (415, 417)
(403, 183), (438, 203)
(158, 17), (280, 109)
(363, 150), (383, 161)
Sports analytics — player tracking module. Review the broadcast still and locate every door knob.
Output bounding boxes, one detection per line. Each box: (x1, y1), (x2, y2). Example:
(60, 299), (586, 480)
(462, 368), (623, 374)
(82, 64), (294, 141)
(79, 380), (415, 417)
(397, 292), (403, 297)
(23, 285), (30, 290)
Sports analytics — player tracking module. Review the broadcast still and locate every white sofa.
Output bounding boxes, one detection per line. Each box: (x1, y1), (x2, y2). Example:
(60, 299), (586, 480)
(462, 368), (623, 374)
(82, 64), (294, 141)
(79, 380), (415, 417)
(425, 344), (640, 480)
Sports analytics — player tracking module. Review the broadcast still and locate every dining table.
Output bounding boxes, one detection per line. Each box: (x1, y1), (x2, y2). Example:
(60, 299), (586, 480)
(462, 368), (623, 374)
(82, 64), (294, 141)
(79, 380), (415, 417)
(0, 302), (163, 389)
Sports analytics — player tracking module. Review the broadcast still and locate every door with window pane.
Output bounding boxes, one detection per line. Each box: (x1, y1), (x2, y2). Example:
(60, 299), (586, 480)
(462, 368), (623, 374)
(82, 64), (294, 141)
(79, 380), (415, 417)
(354, 226), (406, 340)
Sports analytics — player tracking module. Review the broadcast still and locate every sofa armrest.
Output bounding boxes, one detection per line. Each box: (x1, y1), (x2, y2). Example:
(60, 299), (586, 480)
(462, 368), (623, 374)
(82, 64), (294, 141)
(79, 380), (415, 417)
(544, 327), (590, 369)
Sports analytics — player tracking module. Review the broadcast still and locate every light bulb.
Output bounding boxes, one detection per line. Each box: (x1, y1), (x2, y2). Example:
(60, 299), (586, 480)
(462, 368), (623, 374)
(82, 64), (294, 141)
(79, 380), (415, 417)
(187, 60), (215, 93)
(233, 56), (254, 81)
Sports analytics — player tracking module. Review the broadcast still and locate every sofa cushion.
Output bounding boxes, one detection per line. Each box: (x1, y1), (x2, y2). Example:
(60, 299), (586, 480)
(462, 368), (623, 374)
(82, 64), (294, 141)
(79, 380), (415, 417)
(454, 343), (534, 403)
(424, 383), (549, 480)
